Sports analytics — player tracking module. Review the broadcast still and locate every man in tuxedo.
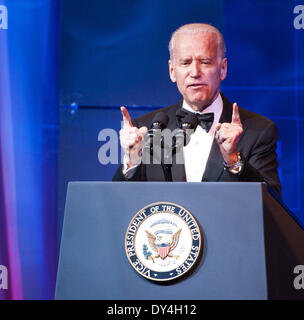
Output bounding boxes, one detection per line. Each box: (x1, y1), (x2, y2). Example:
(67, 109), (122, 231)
(113, 23), (281, 198)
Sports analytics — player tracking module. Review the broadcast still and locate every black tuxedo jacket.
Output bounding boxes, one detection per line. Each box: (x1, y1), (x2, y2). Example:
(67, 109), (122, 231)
(113, 94), (281, 198)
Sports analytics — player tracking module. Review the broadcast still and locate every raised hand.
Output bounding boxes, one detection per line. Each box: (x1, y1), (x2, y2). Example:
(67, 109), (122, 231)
(215, 103), (243, 165)
(119, 106), (147, 169)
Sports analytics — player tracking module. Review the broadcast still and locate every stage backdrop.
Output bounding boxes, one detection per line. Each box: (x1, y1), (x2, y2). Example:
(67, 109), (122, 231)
(59, 0), (304, 239)
(0, 0), (303, 300)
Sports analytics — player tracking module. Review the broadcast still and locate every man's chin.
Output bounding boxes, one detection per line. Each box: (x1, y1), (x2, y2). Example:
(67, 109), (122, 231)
(186, 97), (211, 111)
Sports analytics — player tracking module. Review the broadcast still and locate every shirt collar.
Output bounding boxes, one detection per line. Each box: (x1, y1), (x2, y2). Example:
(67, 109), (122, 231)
(182, 93), (223, 115)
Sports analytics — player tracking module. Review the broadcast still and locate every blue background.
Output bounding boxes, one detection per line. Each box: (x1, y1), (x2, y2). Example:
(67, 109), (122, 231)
(0, 0), (303, 299)
(59, 0), (304, 231)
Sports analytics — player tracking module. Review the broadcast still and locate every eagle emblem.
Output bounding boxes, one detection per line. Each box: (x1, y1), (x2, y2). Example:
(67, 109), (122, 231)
(125, 202), (202, 281)
(145, 229), (181, 262)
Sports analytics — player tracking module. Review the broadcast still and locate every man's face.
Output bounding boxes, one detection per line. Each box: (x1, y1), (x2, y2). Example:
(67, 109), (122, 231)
(169, 31), (227, 111)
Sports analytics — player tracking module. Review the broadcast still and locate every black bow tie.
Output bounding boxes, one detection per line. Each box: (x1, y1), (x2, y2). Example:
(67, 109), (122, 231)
(196, 113), (214, 132)
(176, 109), (214, 133)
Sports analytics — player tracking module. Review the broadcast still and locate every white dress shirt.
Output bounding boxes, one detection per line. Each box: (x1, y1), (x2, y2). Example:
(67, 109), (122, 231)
(182, 94), (223, 182)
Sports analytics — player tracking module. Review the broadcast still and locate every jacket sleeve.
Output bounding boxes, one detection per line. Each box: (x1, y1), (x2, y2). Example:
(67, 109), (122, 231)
(221, 121), (282, 198)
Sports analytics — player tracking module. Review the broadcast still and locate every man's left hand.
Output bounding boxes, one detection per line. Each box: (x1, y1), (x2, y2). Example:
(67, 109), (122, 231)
(215, 103), (243, 165)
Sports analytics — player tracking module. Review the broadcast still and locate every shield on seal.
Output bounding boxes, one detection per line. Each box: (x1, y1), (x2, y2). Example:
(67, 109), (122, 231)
(157, 243), (170, 258)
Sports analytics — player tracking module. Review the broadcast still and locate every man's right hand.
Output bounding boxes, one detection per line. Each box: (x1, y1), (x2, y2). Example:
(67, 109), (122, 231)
(119, 106), (148, 169)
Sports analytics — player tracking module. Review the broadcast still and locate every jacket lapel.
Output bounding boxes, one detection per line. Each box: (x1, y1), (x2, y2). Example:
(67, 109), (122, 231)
(202, 94), (233, 182)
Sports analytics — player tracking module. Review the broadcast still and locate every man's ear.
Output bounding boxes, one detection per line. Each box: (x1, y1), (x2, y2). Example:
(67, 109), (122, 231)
(220, 57), (227, 81)
(168, 60), (176, 83)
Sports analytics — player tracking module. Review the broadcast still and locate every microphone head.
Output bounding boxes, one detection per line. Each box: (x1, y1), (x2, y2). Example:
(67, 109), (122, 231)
(150, 112), (169, 130)
(181, 112), (199, 130)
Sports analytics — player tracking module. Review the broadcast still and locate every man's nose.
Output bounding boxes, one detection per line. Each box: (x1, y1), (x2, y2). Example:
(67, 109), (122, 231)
(190, 61), (201, 78)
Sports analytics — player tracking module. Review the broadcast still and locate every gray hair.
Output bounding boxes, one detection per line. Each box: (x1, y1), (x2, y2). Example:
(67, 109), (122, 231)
(168, 23), (226, 61)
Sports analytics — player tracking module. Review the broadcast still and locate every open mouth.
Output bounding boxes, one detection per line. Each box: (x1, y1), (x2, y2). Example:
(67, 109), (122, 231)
(188, 83), (207, 88)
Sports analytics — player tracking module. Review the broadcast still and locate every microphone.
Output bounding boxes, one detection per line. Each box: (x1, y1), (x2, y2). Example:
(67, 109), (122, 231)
(160, 112), (198, 182)
(143, 112), (169, 155)
(150, 112), (169, 130)
(181, 112), (199, 130)
(173, 112), (198, 149)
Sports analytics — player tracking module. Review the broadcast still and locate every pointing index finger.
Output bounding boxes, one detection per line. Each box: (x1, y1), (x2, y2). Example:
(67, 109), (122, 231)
(231, 103), (241, 125)
(121, 106), (133, 127)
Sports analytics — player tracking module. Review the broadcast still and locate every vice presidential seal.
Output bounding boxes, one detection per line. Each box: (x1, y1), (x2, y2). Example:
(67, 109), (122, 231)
(125, 202), (202, 281)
